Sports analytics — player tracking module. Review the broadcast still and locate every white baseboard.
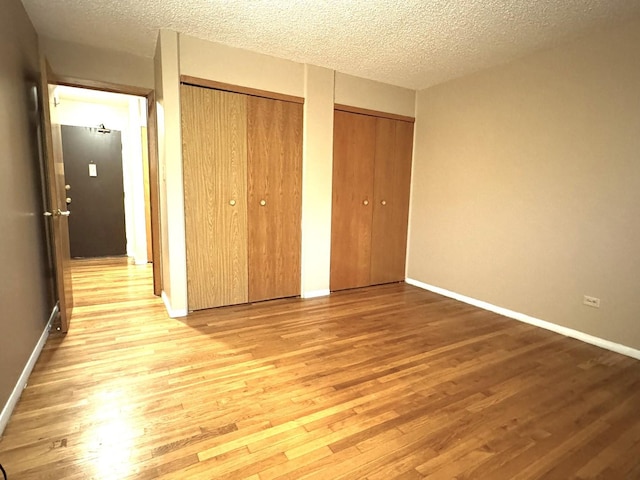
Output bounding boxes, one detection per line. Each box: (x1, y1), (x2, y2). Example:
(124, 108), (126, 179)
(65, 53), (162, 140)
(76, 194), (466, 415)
(0, 303), (58, 437)
(301, 289), (330, 299)
(405, 278), (640, 361)
(161, 291), (188, 318)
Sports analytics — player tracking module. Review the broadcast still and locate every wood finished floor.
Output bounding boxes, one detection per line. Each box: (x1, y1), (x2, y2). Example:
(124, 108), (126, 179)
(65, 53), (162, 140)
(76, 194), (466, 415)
(0, 259), (639, 479)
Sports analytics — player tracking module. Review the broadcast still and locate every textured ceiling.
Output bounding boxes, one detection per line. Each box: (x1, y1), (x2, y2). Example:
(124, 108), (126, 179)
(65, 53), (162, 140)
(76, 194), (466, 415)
(21, 0), (640, 89)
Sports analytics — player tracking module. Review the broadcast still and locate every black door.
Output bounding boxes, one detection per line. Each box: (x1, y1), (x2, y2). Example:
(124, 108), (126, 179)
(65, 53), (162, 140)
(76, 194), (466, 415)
(61, 125), (126, 258)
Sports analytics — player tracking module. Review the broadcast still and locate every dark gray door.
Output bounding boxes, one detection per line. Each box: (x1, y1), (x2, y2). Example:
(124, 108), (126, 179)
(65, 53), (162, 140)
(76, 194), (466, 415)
(61, 125), (126, 258)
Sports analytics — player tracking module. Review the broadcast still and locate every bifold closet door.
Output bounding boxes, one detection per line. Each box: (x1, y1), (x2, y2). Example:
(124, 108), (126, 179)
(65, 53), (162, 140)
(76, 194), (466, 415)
(370, 118), (414, 284)
(247, 96), (303, 302)
(330, 110), (376, 291)
(181, 85), (249, 310)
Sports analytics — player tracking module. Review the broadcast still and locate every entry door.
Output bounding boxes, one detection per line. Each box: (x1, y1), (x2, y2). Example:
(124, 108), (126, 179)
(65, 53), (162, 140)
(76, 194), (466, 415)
(39, 58), (74, 332)
(61, 126), (126, 258)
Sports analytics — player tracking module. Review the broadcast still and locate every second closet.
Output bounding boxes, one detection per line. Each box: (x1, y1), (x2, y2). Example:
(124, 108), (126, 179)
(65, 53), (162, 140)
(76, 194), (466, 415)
(330, 107), (414, 291)
(181, 82), (303, 311)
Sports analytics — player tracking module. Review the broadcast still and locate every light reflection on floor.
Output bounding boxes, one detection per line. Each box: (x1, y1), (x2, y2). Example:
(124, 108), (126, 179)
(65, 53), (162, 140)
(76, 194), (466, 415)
(84, 390), (137, 479)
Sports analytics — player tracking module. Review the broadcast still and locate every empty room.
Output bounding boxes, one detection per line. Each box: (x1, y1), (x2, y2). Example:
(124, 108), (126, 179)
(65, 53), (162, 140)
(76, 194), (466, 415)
(1, 0), (639, 478)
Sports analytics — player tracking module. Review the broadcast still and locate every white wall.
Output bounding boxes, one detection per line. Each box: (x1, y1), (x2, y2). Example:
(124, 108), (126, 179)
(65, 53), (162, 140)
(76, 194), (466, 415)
(54, 89), (148, 265)
(127, 98), (149, 265)
(154, 30), (187, 317)
(407, 19), (640, 351)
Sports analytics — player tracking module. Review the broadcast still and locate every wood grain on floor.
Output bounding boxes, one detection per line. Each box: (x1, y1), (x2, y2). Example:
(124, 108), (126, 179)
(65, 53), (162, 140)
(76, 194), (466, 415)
(0, 259), (638, 479)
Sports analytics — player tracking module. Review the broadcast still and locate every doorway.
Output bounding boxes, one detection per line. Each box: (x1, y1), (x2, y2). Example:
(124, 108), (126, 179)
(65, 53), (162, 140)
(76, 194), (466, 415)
(40, 67), (162, 333)
(53, 86), (152, 266)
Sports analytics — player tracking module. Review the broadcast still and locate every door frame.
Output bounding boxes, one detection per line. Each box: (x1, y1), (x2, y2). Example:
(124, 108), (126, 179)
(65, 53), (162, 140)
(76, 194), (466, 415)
(39, 57), (74, 331)
(52, 75), (163, 296)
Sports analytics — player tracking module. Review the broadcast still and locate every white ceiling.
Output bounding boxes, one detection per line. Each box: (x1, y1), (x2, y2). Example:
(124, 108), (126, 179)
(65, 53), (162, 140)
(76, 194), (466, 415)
(22, 0), (640, 90)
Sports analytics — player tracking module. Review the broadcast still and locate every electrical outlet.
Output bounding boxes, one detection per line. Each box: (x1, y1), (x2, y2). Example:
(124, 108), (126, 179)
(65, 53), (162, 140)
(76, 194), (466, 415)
(583, 295), (600, 308)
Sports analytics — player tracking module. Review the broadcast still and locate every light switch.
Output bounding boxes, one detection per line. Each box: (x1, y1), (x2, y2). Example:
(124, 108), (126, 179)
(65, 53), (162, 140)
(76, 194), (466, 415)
(89, 163), (97, 177)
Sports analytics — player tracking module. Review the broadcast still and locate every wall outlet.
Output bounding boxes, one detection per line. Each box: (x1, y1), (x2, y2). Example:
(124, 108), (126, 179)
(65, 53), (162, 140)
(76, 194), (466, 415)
(583, 295), (600, 308)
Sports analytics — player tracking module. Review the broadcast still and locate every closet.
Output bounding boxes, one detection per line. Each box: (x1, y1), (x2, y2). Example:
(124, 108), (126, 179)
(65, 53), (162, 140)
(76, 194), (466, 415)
(330, 108), (414, 291)
(181, 83), (302, 311)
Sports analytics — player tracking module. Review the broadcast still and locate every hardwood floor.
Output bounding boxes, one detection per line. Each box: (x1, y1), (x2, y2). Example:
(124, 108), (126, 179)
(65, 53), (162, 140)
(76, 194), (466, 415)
(1, 259), (639, 479)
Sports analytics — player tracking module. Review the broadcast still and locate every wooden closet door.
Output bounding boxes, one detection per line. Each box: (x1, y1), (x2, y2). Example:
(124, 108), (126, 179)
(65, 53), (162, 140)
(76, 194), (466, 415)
(247, 96), (303, 302)
(370, 118), (414, 284)
(181, 85), (248, 310)
(330, 110), (376, 291)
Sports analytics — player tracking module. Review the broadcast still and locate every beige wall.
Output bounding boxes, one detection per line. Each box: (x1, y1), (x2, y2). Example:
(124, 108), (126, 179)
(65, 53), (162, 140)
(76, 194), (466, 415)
(335, 72), (415, 117)
(301, 65), (335, 296)
(179, 35), (304, 97)
(154, 30), (187, 316)
(407, 19), (640, 350)
(0, 0), (53, 426)
(41, 36), (154, 90)
(180, 37), (416, 118)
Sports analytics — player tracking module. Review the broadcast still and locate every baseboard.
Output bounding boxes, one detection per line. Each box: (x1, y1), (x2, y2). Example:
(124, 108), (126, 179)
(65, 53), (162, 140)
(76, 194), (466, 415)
(0, 303), (58, 437)
(161, 290), (188, 318)
(301, 289), (330, 299)
(405, 278), (640, 361)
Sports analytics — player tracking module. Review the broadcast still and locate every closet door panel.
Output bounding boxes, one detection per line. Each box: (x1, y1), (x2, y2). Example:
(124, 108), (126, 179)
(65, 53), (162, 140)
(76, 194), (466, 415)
(330, 110), (376, 291)
(247, 96), (302, 302)
(182, 85), (248, 310)
(370, 118), (414, 284)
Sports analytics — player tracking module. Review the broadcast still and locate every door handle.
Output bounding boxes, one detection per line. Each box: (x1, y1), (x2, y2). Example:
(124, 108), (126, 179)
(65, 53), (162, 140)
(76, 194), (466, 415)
(55, 209), (71, 216)
(43, 211), (53, 217)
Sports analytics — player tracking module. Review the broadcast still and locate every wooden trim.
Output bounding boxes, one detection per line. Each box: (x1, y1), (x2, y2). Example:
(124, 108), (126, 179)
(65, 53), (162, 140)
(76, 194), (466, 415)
(334, 104), (415, 123)
(146, 92), (162, 297)
(52, 75), (152, 97)
(180, 75), (304, 104)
